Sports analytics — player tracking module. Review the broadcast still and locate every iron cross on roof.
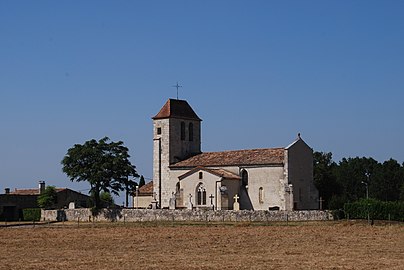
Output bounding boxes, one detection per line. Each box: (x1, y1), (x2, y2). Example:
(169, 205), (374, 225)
(172, 82), (182, 100)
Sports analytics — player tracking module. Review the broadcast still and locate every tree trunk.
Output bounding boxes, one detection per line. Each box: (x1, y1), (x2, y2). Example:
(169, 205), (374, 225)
(125, 188), (129, 208)
(94, 185), (101, 209)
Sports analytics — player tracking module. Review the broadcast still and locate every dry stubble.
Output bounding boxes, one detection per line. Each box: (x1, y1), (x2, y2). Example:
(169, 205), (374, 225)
(0, 221), (403, 270)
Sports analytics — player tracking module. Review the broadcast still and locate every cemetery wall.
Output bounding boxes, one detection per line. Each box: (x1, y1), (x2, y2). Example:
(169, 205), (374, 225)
(41, 209), (333, 222)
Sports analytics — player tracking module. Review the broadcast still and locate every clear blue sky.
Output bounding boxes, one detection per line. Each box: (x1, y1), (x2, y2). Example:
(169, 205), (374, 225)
(1, 1), (403, 201)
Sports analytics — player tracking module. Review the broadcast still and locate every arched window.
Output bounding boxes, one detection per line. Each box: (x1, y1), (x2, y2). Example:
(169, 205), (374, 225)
(180, 122), (185, 140)
(259, 187), (264, 203)
(176, 182), (180, 193)
(196, 183), (207, 205)
(189, 123), (194, 141)
(241, 170), (248, 187)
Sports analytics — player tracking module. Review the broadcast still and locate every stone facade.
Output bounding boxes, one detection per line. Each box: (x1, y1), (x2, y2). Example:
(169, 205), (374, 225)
(133, 195), (154, 209)
(152, 99), (319, 211)
(152, 100), (201, 208)
(285, 138), (318, 210)
(176, 167), (240, 210)
(239, 166), (287, 210)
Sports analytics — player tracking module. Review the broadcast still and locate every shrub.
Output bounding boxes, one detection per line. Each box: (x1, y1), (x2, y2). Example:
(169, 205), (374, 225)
(328, 195), (346, 210)
(22, 208), (41, 221)
(331, 209), (345, 220)
(344, 199), (404, 222)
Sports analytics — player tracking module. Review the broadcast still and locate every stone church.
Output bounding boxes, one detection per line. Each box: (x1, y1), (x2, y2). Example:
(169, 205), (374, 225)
(152, 98), (318, 210)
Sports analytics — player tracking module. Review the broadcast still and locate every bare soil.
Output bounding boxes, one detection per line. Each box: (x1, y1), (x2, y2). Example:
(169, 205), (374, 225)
(0, 221), (403, 270)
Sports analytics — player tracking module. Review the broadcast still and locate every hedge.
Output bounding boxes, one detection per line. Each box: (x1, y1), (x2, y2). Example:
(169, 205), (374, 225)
(22, 208), (41, 221)
(344, 199), (404, 222)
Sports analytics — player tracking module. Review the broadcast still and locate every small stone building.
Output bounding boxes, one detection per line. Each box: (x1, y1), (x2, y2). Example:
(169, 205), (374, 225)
(132, 181), (154, 209)
(152, 98), (319, 211)
(0, 181), (92, 221)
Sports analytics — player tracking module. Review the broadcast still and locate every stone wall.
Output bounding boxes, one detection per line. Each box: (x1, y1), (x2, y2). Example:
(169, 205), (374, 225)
(41, 209), (333, 223)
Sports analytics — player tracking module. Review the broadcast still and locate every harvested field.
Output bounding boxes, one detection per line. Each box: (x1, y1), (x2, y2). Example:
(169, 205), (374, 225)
(0, 221), (403, 270)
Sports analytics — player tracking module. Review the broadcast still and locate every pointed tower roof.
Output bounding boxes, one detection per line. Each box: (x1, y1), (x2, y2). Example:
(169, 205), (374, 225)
(152, 99), (201, 121)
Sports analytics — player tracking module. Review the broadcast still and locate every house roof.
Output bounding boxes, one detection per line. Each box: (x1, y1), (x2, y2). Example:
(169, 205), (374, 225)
(138, 181), (153, 195)
(178, 167), (241, 180)
(9, 188), (67, 195)
(171, 148), (285, 168)
(152, 99), (201, 121)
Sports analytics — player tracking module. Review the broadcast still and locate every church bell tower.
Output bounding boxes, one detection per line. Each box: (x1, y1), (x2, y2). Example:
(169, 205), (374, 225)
(152, 99), (202, 208)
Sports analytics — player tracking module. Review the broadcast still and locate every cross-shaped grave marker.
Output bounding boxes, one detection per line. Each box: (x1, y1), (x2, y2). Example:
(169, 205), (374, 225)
(209, 194), (215, 210)
(318, 196), (325, 210)
(187, 193), (193, 210)
(233, 194), (240, 211)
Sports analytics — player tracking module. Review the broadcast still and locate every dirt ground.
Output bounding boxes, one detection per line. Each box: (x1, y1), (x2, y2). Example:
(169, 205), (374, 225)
(0, 221), (403, 270)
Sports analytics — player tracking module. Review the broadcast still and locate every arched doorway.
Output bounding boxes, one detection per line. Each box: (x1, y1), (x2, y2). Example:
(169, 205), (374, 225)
(239, 169), (253, 210)
(241, 169), (248, 187)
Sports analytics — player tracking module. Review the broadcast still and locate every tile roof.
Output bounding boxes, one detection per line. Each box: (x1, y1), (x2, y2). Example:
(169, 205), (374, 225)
(9, 188), (67, 195)
(138, 181), (153, 195)
(171, 148), (285, 168)
(152, 99), (201, 121)
(9, 189), (40, 195)
(178, 167), (241, 180)
(205, 168), (241, 180)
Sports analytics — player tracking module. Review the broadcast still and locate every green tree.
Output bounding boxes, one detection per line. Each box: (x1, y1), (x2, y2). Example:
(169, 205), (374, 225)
(37, 186), (57, 209)
(400, 174), (404, 201)
(314, 150), (404, 207)
(139, 175), (145, 188)
(376, 159), (403, 201)
(61, 137), (137, 210)
(100, 191), (115, 207)
(313, 151), (340, 209)
(123, 176), (138, 208)
(334, 157), (379, 202)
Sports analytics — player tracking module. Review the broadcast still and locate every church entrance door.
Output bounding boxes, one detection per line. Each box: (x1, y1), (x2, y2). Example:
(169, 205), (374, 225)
(239, 170), (253, 210)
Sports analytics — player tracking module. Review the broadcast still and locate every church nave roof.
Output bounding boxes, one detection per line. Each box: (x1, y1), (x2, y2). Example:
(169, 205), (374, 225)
(171, 148), (285, 168)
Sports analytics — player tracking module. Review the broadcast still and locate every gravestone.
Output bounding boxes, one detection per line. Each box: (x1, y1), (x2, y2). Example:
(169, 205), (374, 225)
(169, 192), (176, 210)
(68, 202), (75, 209)
(209, 194), (215, 210)
(233, 194), (240, 211)
(151, 200), (158, 210)
(151, 192), (158, 209)
(187, 194), (193, 210)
